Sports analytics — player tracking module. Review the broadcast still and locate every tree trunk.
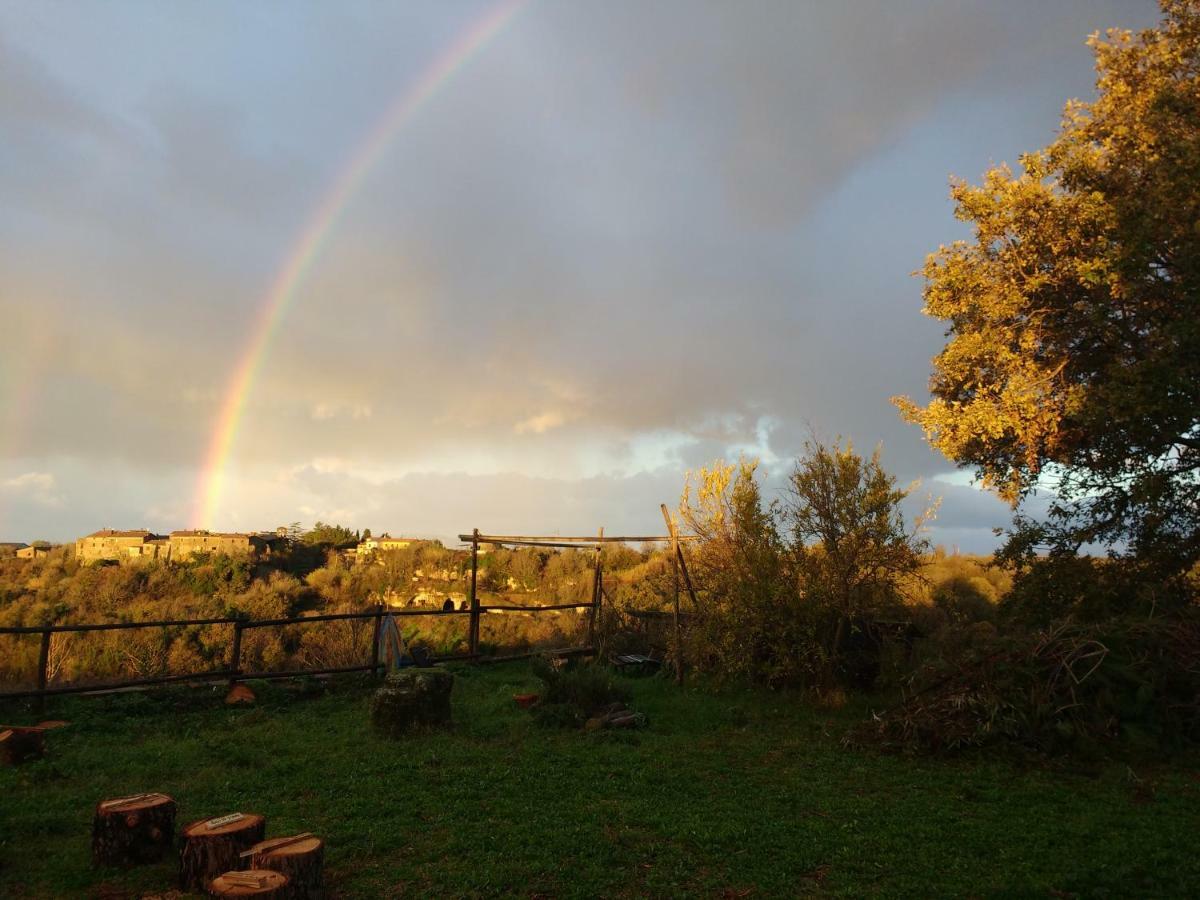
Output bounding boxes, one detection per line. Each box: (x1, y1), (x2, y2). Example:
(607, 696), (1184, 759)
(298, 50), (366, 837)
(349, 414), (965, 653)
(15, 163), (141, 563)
(179, 813), (266, 893)
(91, 793), (176, 867)
(249, 834), (325, 899)
(209, 869), (291, 898)
(825, 614), (848, 688)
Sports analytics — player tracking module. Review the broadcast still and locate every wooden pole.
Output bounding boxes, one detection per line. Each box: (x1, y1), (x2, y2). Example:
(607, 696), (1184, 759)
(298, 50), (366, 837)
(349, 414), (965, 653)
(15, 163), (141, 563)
(468, 529), (480, 657)
(674, 537), (701, 613)
(36, 629), (51, 712)
(595, 566), (605, 661)
(369, 604), (383, 677)
(588, 527), (603, 654)
(660, 504), (684, 686)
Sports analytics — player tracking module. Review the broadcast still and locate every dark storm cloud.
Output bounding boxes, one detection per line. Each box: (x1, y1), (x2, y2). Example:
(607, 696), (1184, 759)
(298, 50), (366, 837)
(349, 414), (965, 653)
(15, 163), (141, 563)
(0, 0), (1162, 540)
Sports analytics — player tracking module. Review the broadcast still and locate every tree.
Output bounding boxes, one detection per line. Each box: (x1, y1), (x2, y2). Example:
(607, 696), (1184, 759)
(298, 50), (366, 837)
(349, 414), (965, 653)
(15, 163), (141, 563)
(896, 1), (1200, 579)
(303, 522), (358, 547)
(678, 458), (791, 684)
(279, 522), (304, 542)
(783, 440), (932, 681)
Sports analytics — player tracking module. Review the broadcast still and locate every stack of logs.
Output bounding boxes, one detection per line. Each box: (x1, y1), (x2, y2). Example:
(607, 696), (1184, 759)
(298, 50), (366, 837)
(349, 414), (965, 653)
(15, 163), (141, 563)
(92, 798), (325, 898)
(243, 833), (325, 898)
(179, 813), (267, 893)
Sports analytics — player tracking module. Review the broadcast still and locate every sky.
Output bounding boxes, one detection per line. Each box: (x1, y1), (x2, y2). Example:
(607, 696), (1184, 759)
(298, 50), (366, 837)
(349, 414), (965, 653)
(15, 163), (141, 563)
(0, 0), (1161, 550)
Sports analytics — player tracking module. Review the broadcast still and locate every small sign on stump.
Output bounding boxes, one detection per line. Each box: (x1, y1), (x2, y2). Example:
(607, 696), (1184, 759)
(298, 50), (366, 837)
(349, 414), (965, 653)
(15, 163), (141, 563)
(179, 812), (266, 893)
(246, 833), (325, 899)
(209, 868), (290, 898)
(91, 793), (177, 867)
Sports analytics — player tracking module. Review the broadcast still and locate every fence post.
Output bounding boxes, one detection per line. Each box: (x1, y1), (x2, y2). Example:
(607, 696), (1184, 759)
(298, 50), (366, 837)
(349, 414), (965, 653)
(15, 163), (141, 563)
(228, 619), (244, 686)
(661, 504), (684, 686)
(588, 527), (603, 655)
(369, 604), (384, 676)
(36, 628), (51, 712)
(468, 529), (481, 657)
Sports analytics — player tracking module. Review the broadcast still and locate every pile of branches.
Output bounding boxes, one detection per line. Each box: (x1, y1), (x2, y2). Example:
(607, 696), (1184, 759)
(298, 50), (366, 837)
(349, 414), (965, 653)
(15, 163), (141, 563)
(851, 614), (1200, 754)
(529, 655), (633, 729)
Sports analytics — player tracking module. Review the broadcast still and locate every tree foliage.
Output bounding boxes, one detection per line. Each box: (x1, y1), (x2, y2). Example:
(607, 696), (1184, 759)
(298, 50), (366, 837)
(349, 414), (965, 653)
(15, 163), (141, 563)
(303, 521), (358, 547)
(785, 440), (932, 627)
(896, 1), (1200, 577)
(679, 443), (930, 688)
(679, 458), (793, 684)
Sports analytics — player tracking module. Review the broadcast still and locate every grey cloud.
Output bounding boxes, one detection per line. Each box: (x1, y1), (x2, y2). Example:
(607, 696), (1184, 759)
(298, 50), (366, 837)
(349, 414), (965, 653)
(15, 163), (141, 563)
(0, 0), (1162, 543)
(280, 465), (687, 544)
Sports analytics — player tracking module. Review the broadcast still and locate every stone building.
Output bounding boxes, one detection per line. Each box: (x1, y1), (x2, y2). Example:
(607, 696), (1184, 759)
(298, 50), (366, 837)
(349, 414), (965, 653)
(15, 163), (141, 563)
(356, 533), (419, 560)
(76, 529), (166, 562)
(16, 544), (50, 560)
(168, 531), (267, 562)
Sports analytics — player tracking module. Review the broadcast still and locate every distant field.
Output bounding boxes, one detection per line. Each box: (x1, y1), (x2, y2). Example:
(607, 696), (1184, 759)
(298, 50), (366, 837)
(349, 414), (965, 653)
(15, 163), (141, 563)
(2, 664), (1199, 898)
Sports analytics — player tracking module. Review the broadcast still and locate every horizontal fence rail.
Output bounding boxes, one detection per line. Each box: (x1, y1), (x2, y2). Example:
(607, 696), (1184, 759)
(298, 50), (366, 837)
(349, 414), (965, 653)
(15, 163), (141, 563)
(0, 617), (240, 635)
(0, 599), (594, 702)
(458, 533), (698, 547)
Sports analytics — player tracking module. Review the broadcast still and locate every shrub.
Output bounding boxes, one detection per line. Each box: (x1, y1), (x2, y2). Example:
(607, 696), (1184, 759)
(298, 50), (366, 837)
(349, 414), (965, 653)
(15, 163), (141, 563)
(852, 614), (1200, 754)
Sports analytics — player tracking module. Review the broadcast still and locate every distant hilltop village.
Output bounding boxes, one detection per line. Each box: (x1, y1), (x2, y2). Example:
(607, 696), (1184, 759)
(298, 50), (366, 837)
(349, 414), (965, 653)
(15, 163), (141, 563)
(74, 529), (275, 563)
(63, 528), (422, 564)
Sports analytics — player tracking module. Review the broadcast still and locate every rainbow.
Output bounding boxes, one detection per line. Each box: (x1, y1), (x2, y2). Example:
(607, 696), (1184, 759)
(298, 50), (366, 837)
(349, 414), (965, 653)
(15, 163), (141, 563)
(191, 0), (527, 529)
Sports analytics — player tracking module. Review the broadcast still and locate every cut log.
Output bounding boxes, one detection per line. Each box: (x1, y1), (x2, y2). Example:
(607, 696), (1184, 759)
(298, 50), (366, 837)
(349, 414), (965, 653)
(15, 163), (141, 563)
(247, 834), (325, 899)
(91, 792), (177, 867)
(209, 868), (290, 898)
(0, 726), (46, 765)
(179, 812), (266, 893)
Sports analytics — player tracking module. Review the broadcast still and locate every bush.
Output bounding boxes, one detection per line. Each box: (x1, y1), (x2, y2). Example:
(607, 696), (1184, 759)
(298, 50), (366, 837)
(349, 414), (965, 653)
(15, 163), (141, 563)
(852, 614), (1200, 754)
(677, 444), (931, 690)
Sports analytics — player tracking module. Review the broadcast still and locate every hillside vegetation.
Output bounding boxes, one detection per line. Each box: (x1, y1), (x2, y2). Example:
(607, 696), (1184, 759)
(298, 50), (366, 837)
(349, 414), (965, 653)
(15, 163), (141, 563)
(0, 530), (1002, 694)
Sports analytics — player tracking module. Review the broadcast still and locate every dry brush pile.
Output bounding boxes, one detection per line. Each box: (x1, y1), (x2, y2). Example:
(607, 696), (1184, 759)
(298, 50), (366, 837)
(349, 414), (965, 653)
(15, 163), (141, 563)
(851, 615), (1200, 754)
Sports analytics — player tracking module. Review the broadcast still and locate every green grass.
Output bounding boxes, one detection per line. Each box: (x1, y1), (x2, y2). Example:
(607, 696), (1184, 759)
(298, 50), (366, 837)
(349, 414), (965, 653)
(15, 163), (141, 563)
(2, 664), (1199, 897)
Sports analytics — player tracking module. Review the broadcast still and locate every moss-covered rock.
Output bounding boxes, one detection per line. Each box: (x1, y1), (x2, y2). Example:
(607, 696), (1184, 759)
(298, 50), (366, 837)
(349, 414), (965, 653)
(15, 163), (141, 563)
(370, 668), (454, 738)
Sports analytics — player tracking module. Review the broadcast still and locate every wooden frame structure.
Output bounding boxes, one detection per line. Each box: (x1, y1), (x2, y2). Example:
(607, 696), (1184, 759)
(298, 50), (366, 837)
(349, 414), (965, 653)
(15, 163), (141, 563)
(458, 522), (699, 683)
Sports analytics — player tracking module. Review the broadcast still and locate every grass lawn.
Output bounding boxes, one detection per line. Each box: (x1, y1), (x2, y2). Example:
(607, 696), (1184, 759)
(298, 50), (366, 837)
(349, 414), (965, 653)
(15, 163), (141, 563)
(2, 662), (1199, 898)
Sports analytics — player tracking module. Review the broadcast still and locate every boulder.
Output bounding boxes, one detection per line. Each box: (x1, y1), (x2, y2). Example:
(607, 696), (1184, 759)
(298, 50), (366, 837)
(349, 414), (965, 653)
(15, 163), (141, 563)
(225, 684), (256, 706)
(370, 668), (454, 737)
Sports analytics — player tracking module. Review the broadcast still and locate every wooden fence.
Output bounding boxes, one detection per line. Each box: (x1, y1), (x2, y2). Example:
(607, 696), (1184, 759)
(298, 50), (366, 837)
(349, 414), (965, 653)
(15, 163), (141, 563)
(0, 523), (697, 702)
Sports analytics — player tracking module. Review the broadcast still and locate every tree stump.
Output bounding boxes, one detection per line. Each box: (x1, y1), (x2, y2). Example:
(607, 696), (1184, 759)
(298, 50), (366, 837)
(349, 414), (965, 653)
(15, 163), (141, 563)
(0, 726), (45, 765)
(179, 813), (266, 893)
(248, 834), (325, 899)
(370, 668), (454, 738)
(209, 869), (290, 898)
(92, 792), (177, 867)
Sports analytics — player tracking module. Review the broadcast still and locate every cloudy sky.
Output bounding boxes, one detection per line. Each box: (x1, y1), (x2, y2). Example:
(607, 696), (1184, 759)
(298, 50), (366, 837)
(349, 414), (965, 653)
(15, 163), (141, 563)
(0, 0), (1159, 549)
